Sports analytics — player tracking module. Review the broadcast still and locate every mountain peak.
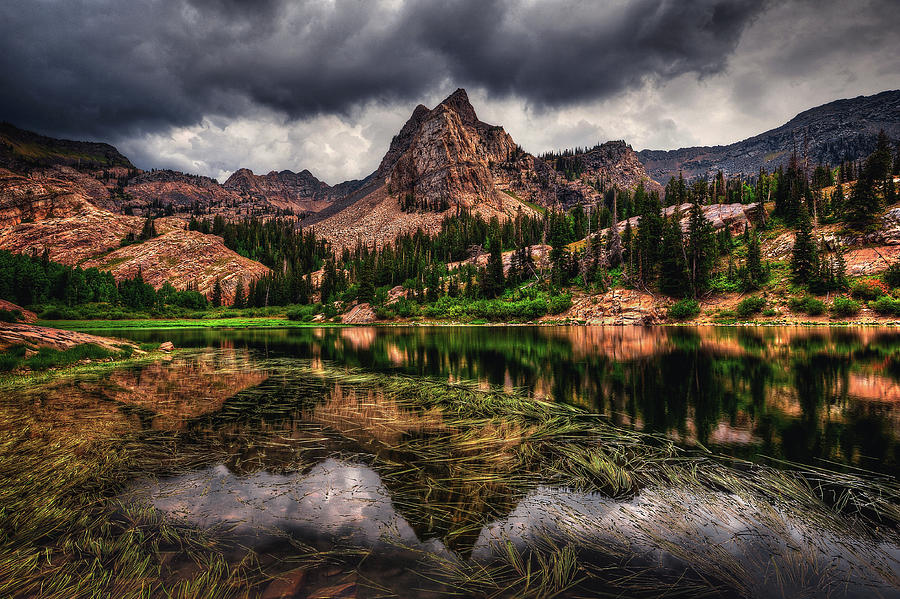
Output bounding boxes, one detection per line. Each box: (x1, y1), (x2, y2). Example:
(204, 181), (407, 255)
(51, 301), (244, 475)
(437, 88), (478, 124)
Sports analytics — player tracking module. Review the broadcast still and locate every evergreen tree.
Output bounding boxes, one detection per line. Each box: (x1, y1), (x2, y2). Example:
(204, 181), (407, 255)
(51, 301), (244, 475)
(357, 258), (375, 303)
(658, 216), (690, 297)
(686, 201), (716, 296)
(483, 237), (505, 297)
(232, 279), (245, 309)
(791, 205), (817, 284)
(606, 190), (623, 268)
(743, 229), (764, 290)
(139, 216), (158, 241)
(211, 277), (222, 308)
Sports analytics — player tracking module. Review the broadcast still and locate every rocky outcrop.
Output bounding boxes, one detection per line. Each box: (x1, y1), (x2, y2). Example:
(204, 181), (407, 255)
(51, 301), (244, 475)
(81, 229), (269, 301)
(0, 299), (36, 322)
(555, 289), (666, 325)
(341, 302), (376, 324)
(0, 322), (137, 351)
(638, 89), (900, 180)
(587, 202), (760, 248)
(387, 89), (520, 210)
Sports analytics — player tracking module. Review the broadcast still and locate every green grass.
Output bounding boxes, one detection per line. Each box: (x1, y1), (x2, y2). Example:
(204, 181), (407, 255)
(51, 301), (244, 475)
(38, 317), (339, 330)
(0, 343), (133, 373)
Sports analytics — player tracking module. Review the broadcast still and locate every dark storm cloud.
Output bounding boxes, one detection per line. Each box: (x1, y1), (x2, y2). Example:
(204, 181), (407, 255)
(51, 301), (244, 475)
(0, 0), (766, 139)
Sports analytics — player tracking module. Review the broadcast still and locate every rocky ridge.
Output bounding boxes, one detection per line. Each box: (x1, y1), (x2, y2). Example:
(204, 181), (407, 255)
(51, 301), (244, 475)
(638, 90), (900, 181)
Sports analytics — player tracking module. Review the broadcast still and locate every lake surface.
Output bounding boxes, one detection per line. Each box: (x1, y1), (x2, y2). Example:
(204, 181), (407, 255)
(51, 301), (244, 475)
(11, 325), (900, 597)
(106, 325), (900, 475)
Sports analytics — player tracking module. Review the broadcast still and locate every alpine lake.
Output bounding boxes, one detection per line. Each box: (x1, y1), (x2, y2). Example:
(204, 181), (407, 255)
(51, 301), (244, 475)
(3, 325), (900, 598)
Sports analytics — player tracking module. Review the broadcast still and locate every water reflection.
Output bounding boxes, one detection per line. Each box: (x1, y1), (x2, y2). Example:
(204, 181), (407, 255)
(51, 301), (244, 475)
(104, 326), (900, 474)
(135, 457), (900, 599)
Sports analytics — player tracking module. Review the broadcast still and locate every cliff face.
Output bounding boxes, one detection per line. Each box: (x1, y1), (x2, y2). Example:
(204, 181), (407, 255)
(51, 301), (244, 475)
(0, 167), (269, 298)
(388, 89), (519, 210)
(638, 90), (900, 181)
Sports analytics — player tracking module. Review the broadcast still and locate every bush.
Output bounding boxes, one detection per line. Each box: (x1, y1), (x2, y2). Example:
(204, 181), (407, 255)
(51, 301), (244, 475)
(286, 304), (320, 321)
(735, 296), (766, 318)
(668, 299), (700, 320)
(851, 278), (889, 301)
(872, 296), (900, 316)
(885, 262), (900, 289)
(788, 296), (826, 316)
(831, 297), (861, 317)
(0, 344), (27, 371)
(547, 294), (573, 315)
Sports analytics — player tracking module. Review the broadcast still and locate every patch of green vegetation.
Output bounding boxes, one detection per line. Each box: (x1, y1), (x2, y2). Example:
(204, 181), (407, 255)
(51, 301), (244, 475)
(0, 343), (132, 372)
(735, 296), (766, 318)
(420, 291), (571, 322)
(789, 296), (826, 316)
(502, 188), (546, 214)
(831, 297), (861, 317)
(871, 296), (900, 316)
(667, 299), (700, 320)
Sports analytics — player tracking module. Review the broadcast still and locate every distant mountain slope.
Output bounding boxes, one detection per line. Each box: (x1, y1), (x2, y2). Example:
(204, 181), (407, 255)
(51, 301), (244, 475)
(638, 90), (900, 181)
(0, 122), (133, 172)
(223, 168), (366, 215)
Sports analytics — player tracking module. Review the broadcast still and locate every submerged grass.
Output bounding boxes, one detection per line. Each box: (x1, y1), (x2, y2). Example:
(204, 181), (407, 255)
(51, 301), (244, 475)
(1, 353), (899, 597)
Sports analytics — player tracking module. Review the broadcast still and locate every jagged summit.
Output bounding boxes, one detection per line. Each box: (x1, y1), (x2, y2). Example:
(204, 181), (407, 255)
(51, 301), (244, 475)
(434, 88), (481, 126)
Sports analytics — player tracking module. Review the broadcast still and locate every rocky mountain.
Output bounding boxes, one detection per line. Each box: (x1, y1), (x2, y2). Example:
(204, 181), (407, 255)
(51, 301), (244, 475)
(638, 90), (900, 181)
(0, 122), (133, 172)
(0, 161), (269, 298)
(223, 168), (365, 215)
(307, 89), (660, 247)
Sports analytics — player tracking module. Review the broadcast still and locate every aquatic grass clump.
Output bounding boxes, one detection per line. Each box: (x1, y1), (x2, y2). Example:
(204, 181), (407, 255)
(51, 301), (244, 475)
(0, 403), (260, 597)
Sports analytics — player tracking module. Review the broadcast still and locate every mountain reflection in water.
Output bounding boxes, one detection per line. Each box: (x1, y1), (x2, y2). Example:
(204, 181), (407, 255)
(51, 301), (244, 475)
(135, 458), (900, 599)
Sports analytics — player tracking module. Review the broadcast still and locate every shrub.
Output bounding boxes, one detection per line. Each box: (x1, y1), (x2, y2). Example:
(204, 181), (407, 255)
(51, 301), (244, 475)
(735, 296), (766, 318)
(885, 262), (900, 289)
(0, 309), (21, 322)
(851, 278), (889, 301)
(0, 344), (27, 371)
(668, 299), (700, 320)
(831, 297), (861, 317)
(872, 296), (900, 316)
(789, 296), (826, 316)
(547, 294), (572, 315)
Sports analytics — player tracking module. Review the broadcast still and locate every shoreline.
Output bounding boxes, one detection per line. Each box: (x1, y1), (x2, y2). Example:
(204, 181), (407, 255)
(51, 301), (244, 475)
(33, 316), (900, 330)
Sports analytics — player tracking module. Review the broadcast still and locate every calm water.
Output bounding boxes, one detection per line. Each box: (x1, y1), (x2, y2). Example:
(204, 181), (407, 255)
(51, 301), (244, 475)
(12, 325), (900, 597)
(106, 325), (900, 475)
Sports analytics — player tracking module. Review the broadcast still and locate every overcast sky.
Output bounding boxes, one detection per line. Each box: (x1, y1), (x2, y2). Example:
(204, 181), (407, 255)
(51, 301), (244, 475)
(2, 0), (898, 184)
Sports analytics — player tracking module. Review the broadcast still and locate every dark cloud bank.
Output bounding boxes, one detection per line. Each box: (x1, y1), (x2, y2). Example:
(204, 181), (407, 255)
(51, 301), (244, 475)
(1, 0), (898, 181)
(1, 0), (764, 138)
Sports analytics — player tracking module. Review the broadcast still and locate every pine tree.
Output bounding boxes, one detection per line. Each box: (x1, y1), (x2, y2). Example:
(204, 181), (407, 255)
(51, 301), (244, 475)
(606, 189), (623, 268)
(357, 258), (375, 303)
(658, 216), (690, 297)
(743, 229), (764, 290)
(211, 277), (222, 308)
(686, 201), (716, 297)
(791, 205), (817, 284)
(484, 237), (505, 297)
